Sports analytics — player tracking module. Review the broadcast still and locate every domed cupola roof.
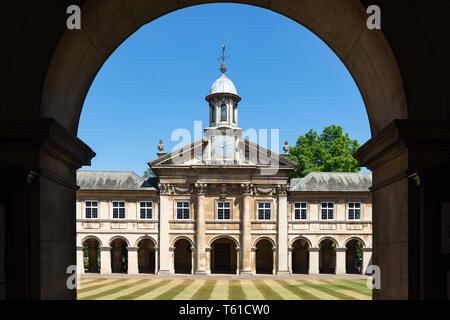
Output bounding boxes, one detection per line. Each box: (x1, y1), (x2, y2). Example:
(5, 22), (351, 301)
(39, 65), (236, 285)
(209, 73), (238, 95)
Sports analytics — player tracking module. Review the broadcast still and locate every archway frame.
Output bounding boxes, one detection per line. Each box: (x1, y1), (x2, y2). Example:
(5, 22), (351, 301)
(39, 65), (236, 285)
(208, 235), (240, 249)
(171, 236), (194, 248)
(108, 236), (130, 247)
(135, 236), (158, 248)
(343, 236), (367, 248)
(80, 235), (103, 247)
(289, 236), (312, 248)
(41, 0), (407, 137)
(317, 236), (339, 248)
(252, 236), (276, 249)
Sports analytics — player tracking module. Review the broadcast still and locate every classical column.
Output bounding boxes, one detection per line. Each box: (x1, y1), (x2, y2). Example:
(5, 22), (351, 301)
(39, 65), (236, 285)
(277, 185), (290, 275)
(251, 247), (257, 273)
(100, 247), (111, 274)
(308, 248), (320, 274)
(158, 185), (170, 275)
(236, 248), (240, 275)
(288, 247), (293, 273)
(169, 246), (175, 274)
(127, 247), (139, 274)
(240, 183), (253, 275)
(362, 248), (373, 275)
(194, 183), (207, 274)
(335, 248), (347, 275)
(206, 248), (211, 274)
(76, 246), (84, 274)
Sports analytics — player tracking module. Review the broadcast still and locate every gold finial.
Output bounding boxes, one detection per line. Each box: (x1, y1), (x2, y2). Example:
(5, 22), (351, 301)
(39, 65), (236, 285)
(218, 44), (229, 74)
(157, 140), (166, 157)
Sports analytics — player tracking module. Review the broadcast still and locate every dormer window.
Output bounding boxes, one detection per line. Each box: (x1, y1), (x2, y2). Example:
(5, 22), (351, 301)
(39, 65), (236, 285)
(220, 104), (227, 122)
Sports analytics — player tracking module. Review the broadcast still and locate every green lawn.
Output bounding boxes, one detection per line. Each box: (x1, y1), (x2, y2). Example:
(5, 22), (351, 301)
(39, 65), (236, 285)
(77, 277), (371, 300)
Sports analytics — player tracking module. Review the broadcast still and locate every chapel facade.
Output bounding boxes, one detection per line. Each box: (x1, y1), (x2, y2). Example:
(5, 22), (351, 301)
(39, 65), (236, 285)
(76, 60), (373, 276)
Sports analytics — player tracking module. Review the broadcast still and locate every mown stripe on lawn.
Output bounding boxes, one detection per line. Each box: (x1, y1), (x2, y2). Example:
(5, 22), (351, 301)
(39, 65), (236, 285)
(345, 279), (372, 290)
(191, 280), (216, 300)
(326, 280), (372, 297)
(153, 279), (195, 300)
(115, 279), (172, 300)
(276, 280), (320, 300)
(80, 279), (144, 300)
(254, 280), (283, 300)
(77, 279), (125, 295)
(302, 280), (358, 300)
(228, 280), (246, 300)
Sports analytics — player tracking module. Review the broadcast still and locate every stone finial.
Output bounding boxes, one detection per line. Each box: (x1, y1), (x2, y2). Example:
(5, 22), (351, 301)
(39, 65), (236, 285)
(283, 140), (290, 155)
(157, 139), (166, 157)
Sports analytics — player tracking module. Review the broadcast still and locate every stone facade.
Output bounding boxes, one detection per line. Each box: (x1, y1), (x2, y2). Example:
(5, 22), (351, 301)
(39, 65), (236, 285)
(76, 62), (372, 276)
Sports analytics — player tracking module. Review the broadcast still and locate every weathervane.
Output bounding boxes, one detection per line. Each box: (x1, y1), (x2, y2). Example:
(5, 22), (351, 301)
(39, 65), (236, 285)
(218, 44), (229, 74)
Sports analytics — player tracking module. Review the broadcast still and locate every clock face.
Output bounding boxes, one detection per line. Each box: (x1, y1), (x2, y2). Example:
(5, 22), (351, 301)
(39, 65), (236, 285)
(211, 135), (235, 160)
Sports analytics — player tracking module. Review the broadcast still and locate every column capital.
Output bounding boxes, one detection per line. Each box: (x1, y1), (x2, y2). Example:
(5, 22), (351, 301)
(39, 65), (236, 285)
(240, 183), (254, 196)
(308, 247), (320, 252)
(194, 182), (208, 195)
(100, 246), (110, 251)
(276, 184), (288, 196)
(127, 247), (139, 252)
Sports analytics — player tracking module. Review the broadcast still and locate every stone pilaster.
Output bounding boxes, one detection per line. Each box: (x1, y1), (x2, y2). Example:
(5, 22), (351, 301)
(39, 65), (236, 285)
(194, 183), (207, 274)
(335, 248), (347, 275)
(127, 247), (139, 274)
(308, 248), (320, 275)
(76, 246), (84, 274)
(276, 184), (290, 275)
(158, 187), (170, 275)
(362, 248), (373, 275)
(154, 247), (159, 275)
(100, 247), (111, 274)
(240, 183), (253, 275)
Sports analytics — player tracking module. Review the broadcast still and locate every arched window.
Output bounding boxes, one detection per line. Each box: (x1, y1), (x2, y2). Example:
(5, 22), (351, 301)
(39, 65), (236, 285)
(211, 105), (216, 124)
(220, 104), (227, 122)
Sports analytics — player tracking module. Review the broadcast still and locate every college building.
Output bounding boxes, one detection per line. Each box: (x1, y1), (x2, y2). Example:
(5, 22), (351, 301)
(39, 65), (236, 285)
(76, 61), (372, 276)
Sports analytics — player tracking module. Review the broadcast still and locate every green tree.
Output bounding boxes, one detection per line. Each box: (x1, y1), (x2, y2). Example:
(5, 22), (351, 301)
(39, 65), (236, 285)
(289, 125), (361, 178)
(143, 168), (156, 179)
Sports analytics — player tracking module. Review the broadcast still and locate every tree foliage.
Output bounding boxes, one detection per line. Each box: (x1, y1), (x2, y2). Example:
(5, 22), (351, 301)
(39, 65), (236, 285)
(143, 168), (156, 179)
(288, 125), (361, 178)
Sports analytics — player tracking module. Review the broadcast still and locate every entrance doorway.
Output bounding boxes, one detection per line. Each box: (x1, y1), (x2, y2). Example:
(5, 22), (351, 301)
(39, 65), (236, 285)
(292, 238), (309, 274)
(319, 239), (336, 274)
(137, 239), (156, 274)
(174, 239), (192, 274)
(211, 238), (237, 274)
(110, 238), (128, 273)
(255, 239), (273, 274)
(83, 238), (100, 273)
(346, 239), (363, 274)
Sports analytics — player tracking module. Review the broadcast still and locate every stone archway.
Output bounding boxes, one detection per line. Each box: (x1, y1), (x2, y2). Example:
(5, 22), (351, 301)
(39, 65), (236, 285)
(137, 239), (156, 274)
(210, 237), (238, 274)
(3, 0), (450, 300)
(319, 239), (337, 274)
(82, 238), (100, 273)
(173, 239), (192, 274)
(255, 239), (274, 274)
(346, 238), (364, 274)
(292, 238), (310, 274)
(110, 238), (128, 273)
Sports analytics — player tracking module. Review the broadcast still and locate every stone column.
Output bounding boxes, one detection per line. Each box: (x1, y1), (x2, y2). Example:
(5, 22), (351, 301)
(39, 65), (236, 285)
(158, 186), (170, 275)
(335, 248), (347, 275)
(0, 119), (95, 299)
(240, 183), (253, 275)
(362, 248), (372, 275)
(100, 247), (111, 274)
(272, 247), (277, 275)
(288, 247), (293, 274)
(308, 248), (320, 275)
(76, 246), (84, 274)
(206, 248), (211, 274)
(154, 248), (159, 275)
(236, 248), (240, 275)
(251, 248), (256, 273)
(277, 185), (290, 275)
(354, 119), (450, 299)
(169, 246), (175, 274)
(127, 247), (139, 274)
(194, 183), (207, 274)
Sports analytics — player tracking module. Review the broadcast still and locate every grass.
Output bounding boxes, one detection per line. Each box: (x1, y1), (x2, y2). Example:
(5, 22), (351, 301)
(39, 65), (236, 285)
(77, 277), (371, 300)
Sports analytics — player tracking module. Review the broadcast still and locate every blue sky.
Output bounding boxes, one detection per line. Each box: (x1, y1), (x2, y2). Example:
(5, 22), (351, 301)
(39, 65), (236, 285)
(79, 3), (370, 176)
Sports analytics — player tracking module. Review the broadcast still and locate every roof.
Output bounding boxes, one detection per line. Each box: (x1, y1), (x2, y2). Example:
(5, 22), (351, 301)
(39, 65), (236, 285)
(209, 74), (238, 95)
(77, 170), (158, 191)
(289, 172), (372, 192)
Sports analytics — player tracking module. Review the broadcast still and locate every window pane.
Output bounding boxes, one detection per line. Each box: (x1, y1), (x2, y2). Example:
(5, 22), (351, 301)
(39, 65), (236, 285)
(295, 203), (300, 208)
(301, 203), (307, 208)
(355, 209), (360, 219)
(221, 104), (227, 121)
